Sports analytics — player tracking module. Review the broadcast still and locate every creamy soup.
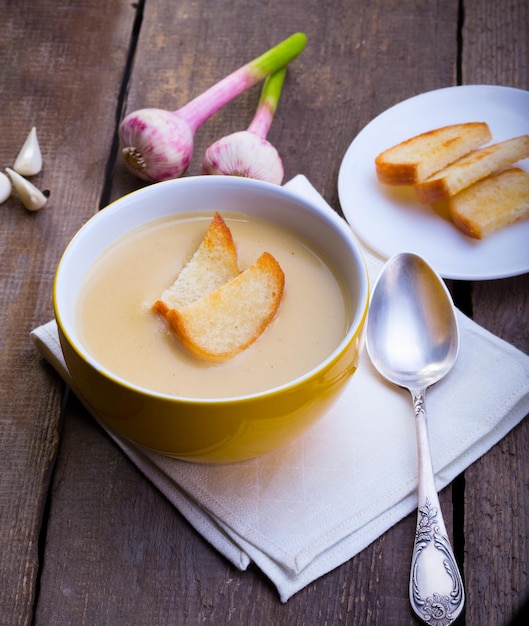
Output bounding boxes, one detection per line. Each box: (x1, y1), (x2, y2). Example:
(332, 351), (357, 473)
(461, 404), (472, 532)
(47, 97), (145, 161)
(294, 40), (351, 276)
(76, 212), (350, 398)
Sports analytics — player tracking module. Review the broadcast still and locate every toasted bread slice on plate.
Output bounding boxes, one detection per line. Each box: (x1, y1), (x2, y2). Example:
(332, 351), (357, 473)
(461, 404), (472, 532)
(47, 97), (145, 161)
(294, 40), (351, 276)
(167, 252), (285, 361)
(375, 122), (491, 185)
(415, 135), (529, 203)
(153, 212), (240, 315)
(449, 167), (529, 239)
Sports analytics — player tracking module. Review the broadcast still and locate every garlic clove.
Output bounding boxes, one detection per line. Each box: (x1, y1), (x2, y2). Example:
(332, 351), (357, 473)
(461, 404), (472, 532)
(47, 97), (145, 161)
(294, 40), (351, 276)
(6, 167), (48, 211)
(0, 171), (12, 204)
(13, 127), (43, 176)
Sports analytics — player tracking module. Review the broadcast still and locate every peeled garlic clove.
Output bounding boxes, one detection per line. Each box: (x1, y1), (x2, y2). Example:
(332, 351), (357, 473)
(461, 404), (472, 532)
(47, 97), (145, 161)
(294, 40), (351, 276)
(0, 171), (12, 204)
(6, 168), (48, 211)
(13, 127), (43, 176)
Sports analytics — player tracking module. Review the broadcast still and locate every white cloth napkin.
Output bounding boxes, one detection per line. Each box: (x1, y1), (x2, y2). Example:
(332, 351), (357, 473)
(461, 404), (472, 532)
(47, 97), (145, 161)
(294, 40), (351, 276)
(31, 175), (529, 602)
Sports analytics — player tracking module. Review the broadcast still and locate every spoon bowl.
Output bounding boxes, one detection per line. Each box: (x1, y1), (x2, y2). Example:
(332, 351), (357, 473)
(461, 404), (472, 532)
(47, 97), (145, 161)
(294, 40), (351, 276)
(366, 252), (464, 625)
(367, 253), (459, 390)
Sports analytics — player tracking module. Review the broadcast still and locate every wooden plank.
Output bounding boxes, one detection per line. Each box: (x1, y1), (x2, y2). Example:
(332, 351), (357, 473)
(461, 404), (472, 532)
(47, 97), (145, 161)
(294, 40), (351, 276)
(464, 275), (529, 625)
(0, 1), (135, 625)
(34, 0), (462, 623)
(461, 0), (529, 87)
(461, 0), (529, 622)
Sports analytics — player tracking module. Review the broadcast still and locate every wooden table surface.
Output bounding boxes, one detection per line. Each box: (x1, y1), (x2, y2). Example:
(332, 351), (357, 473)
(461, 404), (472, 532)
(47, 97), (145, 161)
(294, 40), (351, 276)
(1, 0), (528, 624)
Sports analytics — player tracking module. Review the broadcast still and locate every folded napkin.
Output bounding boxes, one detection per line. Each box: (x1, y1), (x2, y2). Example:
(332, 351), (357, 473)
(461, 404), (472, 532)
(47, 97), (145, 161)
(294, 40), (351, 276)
(31, 175), (529, 602)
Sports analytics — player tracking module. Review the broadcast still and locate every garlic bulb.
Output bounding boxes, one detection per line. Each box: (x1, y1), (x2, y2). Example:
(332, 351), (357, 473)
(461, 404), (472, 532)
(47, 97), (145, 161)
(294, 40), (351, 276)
(6, 168), (48, 211)
(202, 68), (286, 184)
(203, 131), (284, 184)
(0, 171), (12, 204)
(13, 127), (43, 176)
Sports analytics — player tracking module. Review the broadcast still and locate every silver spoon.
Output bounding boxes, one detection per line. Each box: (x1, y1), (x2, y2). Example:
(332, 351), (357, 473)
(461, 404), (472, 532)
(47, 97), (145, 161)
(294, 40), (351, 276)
(366, 252), (465, 625)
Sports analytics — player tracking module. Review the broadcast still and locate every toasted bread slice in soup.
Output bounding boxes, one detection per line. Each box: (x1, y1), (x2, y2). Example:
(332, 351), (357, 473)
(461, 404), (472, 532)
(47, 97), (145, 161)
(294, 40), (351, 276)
(415, 134), (529, 203)
(449, 167), (529, 239)
(166, 252), (285, 361)
(153, 212), (239, 315)
(375, 122), (492, 186)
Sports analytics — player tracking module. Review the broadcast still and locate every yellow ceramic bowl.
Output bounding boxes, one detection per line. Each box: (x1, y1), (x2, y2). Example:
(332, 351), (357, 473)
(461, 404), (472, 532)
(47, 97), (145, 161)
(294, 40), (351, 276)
(54, 176), (369, 463)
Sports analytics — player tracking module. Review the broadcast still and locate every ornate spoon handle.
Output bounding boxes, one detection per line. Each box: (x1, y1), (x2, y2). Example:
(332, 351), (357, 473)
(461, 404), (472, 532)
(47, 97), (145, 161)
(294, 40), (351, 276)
(409, 389), (465, 625)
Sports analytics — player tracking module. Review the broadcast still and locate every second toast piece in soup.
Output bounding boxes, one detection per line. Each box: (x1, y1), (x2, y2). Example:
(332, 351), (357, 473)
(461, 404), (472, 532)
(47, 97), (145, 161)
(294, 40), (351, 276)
(167, 252), (285, 361)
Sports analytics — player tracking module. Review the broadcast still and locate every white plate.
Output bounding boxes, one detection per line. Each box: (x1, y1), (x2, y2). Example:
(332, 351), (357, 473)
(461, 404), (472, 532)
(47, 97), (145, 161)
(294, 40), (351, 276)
(338, 85), (529, 280)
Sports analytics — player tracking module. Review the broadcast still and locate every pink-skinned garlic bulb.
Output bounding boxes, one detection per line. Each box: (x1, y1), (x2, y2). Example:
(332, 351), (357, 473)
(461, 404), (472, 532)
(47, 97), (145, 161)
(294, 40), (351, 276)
(202, 67), (286, 185)
(119, 33), (306, 182)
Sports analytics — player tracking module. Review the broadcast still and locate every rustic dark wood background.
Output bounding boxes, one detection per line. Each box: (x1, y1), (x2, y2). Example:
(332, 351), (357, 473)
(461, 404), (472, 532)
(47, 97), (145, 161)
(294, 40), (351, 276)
(1, 0), (528, 624)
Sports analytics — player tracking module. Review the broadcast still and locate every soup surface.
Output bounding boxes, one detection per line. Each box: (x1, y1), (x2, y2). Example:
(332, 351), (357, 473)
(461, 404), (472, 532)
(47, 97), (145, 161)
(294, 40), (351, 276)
(77, 212), (350, 398)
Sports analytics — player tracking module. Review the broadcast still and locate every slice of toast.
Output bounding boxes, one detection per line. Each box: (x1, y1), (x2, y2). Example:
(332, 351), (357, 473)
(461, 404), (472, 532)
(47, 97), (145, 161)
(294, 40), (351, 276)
(375, 122), (491, 185)
(153, 212), (240, 316)
(448, 167), (529, 239)
(166, 252), (285, 360)
(415, 135), (529, 203)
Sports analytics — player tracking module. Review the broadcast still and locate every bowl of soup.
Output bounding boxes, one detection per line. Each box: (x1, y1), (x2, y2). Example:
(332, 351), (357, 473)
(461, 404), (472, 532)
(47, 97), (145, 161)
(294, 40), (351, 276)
(54, 176), (369, 463)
